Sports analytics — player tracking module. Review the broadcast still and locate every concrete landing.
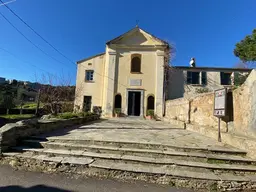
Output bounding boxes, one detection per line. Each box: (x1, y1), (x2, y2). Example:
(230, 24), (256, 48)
(28, 118), (245, 153)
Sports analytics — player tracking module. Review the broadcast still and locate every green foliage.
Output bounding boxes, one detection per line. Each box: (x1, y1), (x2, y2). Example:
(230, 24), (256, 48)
(195, 87), (210, 94)
(146, 109), (154, 116)
(78, 111), (94, 117)
(21, 103), (41, 109)
(0, 114), (35, 119)
(114, 108), (121, 114)
(234, 72), (249, 86)
(0, 84), (16, 109)
(23, 103), (36, 109)
(1, 95), (15, 109)
(0, 92), (4, 107)
(234, 29), (256, 63)
(56, 112), (79, 119)
(55, 112), (95, 119)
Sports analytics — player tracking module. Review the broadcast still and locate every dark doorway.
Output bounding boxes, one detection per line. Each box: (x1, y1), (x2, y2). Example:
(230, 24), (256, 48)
(83, 96), (92, 112)
(114, 94), (122, 109)
(147, 95), (155, 110)
(226, 91), (234, 121)
(128, 91), (141, 116)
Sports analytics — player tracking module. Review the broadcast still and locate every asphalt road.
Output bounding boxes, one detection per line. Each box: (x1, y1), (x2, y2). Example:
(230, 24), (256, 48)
(0, 165), (192, 192)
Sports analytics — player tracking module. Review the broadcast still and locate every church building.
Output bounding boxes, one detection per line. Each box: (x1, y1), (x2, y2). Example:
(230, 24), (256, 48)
(75, 27), (169, 118)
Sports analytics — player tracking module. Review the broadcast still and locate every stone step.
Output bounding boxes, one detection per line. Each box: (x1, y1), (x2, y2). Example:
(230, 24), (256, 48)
(90, 159), (256, 182)
(21, 140), (256, 165)
(4, 151), (256, 191)
(26, 136), (247, 156)
(2, 152), (94, 165)
(5, 151), (256, 182)
(11, 147), (256, 173)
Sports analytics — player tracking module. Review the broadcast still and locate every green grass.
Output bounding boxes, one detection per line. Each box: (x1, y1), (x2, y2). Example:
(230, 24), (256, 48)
(22, 103), (38, 109)
(207, 159), (227, 164)
(14, 103), (44, 109)
(0, 114), (35, 119)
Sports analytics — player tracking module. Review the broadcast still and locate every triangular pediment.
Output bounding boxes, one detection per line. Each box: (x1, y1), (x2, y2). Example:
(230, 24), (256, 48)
(106, 27), (168, 46)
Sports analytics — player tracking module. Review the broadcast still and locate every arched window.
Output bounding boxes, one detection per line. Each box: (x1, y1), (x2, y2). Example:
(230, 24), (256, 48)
(147, 95), (155, 110)
(131, 55), (141, 73)
(114, 94), (122, 109)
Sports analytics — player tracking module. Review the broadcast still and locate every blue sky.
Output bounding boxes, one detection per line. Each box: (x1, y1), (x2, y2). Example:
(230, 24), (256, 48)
(0, 0), (255, 84)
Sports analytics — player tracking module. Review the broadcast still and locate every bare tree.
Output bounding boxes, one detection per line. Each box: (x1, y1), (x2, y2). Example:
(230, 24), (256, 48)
(73, 83), (84, 113)
(37, 73), (75, 115)
(163, 41), (178, 102)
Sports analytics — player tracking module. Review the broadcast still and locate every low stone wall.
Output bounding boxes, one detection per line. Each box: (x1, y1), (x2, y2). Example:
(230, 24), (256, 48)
(165, 93), (226, 131)
(0, 115), (100, 153)
(165, 98), (190, 123)
(190, 92), (227, 130)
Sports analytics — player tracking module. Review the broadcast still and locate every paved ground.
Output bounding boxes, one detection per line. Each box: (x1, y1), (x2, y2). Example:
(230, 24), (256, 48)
(39, 118), (240, 151)
(0, 165), (192, 192)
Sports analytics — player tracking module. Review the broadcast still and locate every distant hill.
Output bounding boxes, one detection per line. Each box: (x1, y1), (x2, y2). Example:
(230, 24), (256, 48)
(0, 80), (75, 108)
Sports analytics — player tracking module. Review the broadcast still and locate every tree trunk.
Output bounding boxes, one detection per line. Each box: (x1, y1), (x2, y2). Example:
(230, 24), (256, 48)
(20, 104), (23, 115)
(51, 103), (57, 116)
(6, 108), (9, 115)
(35, 89), (41, 116)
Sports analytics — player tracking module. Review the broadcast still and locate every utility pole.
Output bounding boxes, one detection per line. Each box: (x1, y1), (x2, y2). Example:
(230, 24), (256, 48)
(35, 89), (41, 116)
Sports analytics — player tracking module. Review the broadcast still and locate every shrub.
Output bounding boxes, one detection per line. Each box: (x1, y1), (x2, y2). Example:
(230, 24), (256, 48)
(146, 109), (154, 116)
(78, 112), (94, 117)
(51, 111), (96, 120)
(56, 112), (78, 119)
(114, 108), (121, 114)
(195, 87), (210, 94)
(234, 73), (249, 86)
(93, 106), (102, 115)
(60, 102), (74, 113)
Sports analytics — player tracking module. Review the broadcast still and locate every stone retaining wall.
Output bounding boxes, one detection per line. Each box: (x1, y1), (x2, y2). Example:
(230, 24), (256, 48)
(165, 98), (190, 123)
(164, 70), (256, 157)
(0, 115), (100, 153)
(165, 69), (256, 133)
(165, 93), (226, 131)
(233, 69), (256, 134)
(186, 123), (256, 158)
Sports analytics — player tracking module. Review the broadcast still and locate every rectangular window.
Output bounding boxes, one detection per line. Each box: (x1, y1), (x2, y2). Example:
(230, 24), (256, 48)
(187, 71), (200, 84)
(85, 70), (94, 81)
(187, 71), (192, 84)
(201, 72), (207, 85)
(220, 72), (231, 85)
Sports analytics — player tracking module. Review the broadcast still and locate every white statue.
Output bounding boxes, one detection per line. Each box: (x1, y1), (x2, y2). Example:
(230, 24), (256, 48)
(190, 58), (196, 67)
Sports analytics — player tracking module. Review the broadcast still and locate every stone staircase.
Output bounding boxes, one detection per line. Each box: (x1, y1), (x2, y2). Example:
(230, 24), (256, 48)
(3, 134), (256, 191)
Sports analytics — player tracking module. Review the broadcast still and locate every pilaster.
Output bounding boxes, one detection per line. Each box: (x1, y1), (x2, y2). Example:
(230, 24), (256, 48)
(102, 50), (117, 117)
(155, 50), (165, 117)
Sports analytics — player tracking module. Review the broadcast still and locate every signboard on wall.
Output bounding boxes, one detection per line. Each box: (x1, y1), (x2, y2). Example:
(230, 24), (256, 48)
(213, 88), (227, 117)
(130, 79), (142, 86)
